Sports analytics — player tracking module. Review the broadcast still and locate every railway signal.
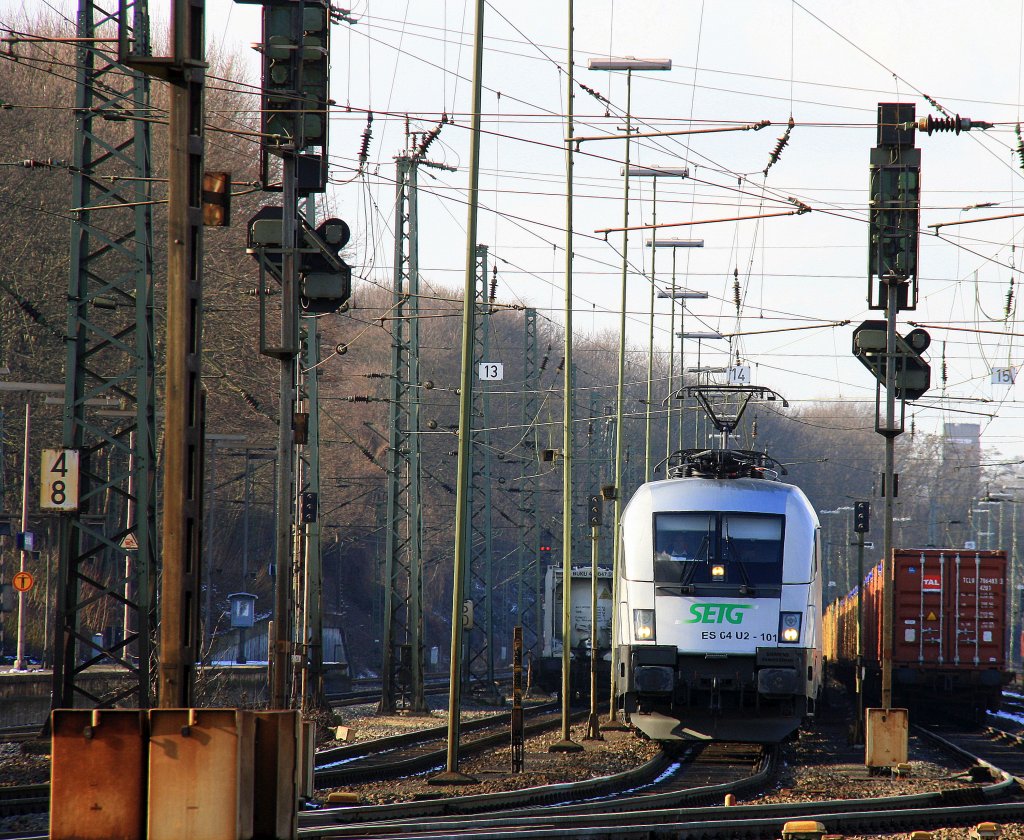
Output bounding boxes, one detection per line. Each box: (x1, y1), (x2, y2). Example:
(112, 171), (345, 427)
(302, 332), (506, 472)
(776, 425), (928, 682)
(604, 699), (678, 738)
(851, 320), (931, 401)
(255, 0), (331, 191)
(300, 491), (318, 523)
(247, 207), (352, 315)
(868, 103), (920, 312)
(854, 502), (870, 533)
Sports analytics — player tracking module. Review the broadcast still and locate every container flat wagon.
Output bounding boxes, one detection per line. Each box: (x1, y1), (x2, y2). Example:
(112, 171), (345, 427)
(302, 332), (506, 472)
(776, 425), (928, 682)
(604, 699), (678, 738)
(824, 548), (1012, 722)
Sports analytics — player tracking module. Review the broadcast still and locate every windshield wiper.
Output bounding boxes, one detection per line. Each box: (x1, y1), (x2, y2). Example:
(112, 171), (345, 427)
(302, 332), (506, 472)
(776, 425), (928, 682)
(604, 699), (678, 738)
(677, 532), (710, 591)
(722, 520), (755, 596)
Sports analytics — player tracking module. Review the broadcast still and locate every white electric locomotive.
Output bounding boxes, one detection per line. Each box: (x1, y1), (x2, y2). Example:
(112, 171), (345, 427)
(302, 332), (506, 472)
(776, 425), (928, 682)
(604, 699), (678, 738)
(616, 448), (823, 742)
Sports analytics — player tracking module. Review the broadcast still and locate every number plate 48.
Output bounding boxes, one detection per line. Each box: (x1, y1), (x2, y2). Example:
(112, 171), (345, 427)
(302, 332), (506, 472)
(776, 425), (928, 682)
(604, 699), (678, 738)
(40, 449), (80, 511)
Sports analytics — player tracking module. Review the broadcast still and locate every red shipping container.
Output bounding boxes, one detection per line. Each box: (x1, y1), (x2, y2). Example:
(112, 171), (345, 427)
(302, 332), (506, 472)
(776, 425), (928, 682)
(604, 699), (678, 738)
(891, 549), (1006, 669)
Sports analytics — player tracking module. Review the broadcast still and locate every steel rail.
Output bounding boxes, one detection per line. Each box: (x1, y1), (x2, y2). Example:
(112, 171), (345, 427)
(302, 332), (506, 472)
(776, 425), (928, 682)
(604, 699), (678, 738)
(0, 784), (50, 818)
(314, 703), (565, 787)
(301, 751), (673, 831)
(299, 802), (1024, 840)
(300, 746), (766, 835)
(301, 723), (1024, 839)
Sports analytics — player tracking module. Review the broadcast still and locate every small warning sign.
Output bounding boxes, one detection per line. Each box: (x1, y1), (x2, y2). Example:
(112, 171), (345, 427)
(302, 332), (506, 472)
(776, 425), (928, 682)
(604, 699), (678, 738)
(120, 533), (139, 550)
(926, 611), (937, 621)
(12, 571), (34, 593)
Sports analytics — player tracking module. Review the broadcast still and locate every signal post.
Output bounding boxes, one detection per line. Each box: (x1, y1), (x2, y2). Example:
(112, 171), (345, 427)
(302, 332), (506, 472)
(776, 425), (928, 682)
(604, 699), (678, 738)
(241, 0), (352, 710)
(854, 102), (989, 768)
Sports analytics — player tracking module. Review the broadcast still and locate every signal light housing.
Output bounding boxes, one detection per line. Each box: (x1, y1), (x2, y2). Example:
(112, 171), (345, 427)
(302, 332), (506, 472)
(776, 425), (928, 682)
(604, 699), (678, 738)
(633, 609), (655, 642)
(300, 491), (318, 523)
(778, 611), (802, 644)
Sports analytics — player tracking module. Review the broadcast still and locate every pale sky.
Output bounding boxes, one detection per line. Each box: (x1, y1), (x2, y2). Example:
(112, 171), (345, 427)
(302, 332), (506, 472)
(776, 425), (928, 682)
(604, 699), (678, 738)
(8, 1), (1024, 460)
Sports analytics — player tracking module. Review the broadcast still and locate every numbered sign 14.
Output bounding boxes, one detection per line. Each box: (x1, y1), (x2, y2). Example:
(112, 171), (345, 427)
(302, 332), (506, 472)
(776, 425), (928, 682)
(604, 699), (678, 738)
(728, 365), (751, 386)
(40, 449), (80, 511)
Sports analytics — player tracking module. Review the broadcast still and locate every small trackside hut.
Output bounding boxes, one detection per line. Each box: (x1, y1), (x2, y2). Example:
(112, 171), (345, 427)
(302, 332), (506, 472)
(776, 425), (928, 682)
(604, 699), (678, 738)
(616, 449), (824, 742)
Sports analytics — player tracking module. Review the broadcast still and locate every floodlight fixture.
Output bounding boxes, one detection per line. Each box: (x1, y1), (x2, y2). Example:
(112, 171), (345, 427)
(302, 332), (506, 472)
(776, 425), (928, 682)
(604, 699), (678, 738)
(588, 57), (672, 72)
(647, 238), (705, 248)
(678, 331), (723, 340)
(657, 290), (708, 299)
(624, 165), (689, 177)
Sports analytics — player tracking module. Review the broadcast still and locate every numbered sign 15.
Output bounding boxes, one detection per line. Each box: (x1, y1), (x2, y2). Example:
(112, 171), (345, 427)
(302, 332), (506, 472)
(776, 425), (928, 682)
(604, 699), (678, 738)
(40, 449), (80, 511)
(478, 362), (504, 381)
(991, 367), (1017, 386)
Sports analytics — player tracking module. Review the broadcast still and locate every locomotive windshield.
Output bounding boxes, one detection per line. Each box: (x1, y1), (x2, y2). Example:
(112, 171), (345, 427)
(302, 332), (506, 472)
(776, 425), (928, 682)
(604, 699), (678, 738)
(654, 512), (783, 586)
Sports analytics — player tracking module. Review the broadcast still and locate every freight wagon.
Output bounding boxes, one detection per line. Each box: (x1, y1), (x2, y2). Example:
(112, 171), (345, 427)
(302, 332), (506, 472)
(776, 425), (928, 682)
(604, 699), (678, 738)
(824, 548), (1013, 722)
(534, 565), (613, 697)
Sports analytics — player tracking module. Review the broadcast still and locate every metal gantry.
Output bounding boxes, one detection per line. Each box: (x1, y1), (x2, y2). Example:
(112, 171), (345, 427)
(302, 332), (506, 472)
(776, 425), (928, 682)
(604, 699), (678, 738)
(52, 0), (158, 710)
(379, 153), (427, 714)
(466, 244), (497, 698)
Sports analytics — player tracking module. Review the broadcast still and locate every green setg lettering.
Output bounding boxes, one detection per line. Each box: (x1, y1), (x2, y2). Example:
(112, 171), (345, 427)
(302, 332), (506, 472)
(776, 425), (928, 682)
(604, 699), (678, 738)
(685, 603), (753, 625)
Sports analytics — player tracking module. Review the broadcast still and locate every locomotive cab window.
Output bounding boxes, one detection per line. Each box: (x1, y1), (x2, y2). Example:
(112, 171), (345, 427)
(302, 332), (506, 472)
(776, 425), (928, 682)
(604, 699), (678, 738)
(654, 512), (784, 588)
(654, 513), (712, 580)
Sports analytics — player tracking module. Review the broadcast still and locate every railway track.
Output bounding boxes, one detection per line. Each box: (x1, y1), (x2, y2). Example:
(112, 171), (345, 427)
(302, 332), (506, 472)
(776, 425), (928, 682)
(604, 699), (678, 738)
(0, 785), (49, 820)
(301, 716), (1024, 839)
(300, 741), (774, 835)
(300, 769), (1023, 839)
(0, 726), (41, 745)
(918, 721), (1024, 779)
(314, 702), (561, 787)
(327, 675), (512, 709)
(997, 690), (1024, 719)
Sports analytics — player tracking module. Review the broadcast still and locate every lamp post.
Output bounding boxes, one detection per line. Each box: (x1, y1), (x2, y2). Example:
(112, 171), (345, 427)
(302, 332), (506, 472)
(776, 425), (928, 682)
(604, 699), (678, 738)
(653, 242), (705, 458)
(990, 490), (1024, 667)
(434, 0), (486, 784)
(971, 506), (993, 550)
(550, 0), (582, 754)
(588, 55), (672, 725)
(13, 402), (30, 672)
(0, 383), (63, 671)
(625, 167), (689, 482)
(819, 506), (854, 593)
(677, 332), (724, 448)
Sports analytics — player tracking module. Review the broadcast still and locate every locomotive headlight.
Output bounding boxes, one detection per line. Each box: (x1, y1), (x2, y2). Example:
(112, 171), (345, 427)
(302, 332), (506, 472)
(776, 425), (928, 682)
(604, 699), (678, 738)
(711, 564), (726, 579)
(778, 612), (802, 644)
(633, 609), (655, 642)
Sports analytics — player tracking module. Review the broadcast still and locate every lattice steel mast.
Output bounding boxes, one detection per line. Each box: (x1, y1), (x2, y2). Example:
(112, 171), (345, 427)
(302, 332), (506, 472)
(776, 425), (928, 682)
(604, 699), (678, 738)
(52, 0), (157, 710)
(517, 308), (541, 656)
(379, 151), (428, 714)
(465, 244), (496, 698)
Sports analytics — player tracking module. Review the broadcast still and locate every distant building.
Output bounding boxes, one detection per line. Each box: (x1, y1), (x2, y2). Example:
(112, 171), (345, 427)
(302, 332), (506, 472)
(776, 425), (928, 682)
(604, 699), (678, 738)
(943, 422), (980, 464)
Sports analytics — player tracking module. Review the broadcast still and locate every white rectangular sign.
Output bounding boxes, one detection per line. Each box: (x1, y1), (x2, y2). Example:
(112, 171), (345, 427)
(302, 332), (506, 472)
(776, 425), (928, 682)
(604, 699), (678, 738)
(728, 365), (751, 386)
(991, 367), (1017, 386)
(40, 448), (80, 511)
(478, 362), (504, 381)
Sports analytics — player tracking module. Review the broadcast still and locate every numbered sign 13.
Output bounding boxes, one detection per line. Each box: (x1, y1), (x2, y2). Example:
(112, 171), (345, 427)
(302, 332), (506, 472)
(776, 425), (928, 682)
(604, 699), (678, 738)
(40, 449), (80, 511)
(478, 362), (504, 381)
